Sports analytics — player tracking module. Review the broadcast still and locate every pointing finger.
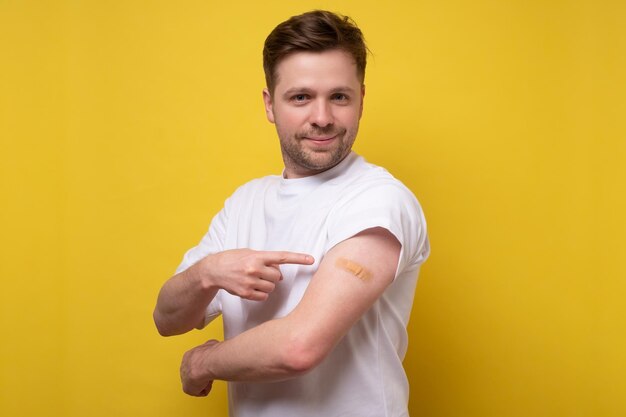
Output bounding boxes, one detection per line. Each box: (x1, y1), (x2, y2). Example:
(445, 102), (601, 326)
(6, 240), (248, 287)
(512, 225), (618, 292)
(261, 251), (314, 266)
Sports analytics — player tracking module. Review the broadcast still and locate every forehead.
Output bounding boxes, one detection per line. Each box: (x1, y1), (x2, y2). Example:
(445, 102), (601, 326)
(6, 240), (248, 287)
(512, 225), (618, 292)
(273, 49), (361, 92)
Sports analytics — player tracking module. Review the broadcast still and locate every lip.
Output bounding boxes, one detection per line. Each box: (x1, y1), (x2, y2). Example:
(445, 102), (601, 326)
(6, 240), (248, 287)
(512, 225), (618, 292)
(303, 134), (338, 143)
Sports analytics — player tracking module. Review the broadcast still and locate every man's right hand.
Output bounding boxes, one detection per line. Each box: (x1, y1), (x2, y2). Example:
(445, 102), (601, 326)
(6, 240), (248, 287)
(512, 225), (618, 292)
(200, 249), (314, 301)
(154, 249), (314, 336)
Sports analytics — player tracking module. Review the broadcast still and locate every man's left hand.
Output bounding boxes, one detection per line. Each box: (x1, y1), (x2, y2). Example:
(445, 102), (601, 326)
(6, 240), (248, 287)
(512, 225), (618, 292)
(180, 339), (220, 396)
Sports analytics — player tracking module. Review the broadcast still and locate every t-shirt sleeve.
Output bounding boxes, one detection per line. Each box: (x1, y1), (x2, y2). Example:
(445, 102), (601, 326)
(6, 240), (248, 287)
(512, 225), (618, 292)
(325, 182), (430, 278)
(174, 204), (228, 326)
(175, 207), (227, 274)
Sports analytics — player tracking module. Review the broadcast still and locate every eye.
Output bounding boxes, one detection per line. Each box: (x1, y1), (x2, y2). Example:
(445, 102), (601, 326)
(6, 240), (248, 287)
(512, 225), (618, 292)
(291, 94), (310, 102)
(332, 93), (349, 102)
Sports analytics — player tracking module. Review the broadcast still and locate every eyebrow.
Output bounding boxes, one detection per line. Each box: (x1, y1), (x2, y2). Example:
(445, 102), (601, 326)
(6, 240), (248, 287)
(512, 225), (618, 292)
(282, 86), (357, 99)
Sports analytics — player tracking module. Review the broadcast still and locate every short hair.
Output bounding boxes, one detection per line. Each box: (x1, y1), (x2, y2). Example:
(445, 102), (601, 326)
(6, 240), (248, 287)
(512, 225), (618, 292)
(263, 10), (368, 94)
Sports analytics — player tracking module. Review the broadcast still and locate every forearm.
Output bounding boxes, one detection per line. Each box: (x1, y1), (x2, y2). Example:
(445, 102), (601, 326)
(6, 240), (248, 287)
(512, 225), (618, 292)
(153, 258), (218, 336)
(200, 315), (319, 382)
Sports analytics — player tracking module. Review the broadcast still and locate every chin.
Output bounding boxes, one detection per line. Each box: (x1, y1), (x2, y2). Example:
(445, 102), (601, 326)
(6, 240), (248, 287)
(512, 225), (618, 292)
(304, 150), (347, 170)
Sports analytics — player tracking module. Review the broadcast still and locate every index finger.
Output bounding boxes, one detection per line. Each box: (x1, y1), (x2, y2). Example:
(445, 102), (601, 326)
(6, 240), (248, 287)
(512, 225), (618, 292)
(261, 251), (315, 265)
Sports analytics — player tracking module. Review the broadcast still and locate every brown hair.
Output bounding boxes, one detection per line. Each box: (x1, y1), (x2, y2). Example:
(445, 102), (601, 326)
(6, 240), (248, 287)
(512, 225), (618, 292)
(263, 10), (368, 94)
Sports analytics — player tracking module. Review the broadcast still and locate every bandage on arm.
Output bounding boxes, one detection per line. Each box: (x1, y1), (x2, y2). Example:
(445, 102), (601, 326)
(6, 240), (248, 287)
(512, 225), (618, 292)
(335, 257), (372, 281)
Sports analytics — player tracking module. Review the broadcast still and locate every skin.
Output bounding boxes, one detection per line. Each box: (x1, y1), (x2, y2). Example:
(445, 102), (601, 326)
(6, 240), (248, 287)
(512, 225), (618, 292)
(154, 48), (401, 397)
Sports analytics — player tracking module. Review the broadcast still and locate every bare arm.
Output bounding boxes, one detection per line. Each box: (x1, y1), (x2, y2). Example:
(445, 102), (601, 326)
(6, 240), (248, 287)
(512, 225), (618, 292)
(153, 249), (314, 336)
(180, 227), (400, 394)
(153, 257), (218, 336)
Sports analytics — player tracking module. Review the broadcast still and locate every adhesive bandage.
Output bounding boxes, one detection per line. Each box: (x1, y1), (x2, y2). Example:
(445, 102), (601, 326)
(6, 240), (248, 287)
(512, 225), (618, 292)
(335, 257), (372, 281)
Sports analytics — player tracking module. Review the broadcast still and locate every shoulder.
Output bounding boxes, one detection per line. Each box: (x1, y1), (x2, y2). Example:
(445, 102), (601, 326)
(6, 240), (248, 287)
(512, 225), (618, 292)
(335, 156), (420, 211)
(326, 157), (429, 266)
(328, 174), (424, 235)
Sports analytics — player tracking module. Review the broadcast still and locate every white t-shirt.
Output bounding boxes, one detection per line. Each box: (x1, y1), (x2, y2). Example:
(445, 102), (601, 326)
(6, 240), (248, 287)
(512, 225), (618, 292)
(177, 152), (430, 417)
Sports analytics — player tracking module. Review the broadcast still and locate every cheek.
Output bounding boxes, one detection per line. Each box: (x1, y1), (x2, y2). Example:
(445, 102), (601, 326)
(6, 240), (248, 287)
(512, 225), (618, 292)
(337, 108), (361, 128)
(275, 108), (307, 130)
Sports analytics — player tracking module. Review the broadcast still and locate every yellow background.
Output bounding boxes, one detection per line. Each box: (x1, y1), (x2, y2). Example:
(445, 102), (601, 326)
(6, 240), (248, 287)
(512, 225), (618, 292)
(1, 1), (624, 416)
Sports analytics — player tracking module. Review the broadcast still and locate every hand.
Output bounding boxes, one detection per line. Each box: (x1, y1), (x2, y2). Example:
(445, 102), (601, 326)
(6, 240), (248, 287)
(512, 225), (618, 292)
(202, 249), (314, 301)
(180, 339), (220, 397)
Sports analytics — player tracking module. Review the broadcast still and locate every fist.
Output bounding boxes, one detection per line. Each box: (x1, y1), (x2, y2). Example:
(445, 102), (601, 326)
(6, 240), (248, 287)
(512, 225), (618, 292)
(180, 339), (219, 397)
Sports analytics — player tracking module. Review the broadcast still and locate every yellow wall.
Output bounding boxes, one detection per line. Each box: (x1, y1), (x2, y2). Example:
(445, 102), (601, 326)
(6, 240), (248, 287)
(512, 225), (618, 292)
(1, 1), (624, 416)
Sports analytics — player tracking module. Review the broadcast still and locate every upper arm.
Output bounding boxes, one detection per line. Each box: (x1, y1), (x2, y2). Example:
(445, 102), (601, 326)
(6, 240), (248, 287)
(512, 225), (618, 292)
(283, 227), (401, 364)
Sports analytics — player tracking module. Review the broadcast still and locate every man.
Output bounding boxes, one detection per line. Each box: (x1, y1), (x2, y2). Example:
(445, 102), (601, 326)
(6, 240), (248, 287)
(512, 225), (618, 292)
(154, 10), (430, 417)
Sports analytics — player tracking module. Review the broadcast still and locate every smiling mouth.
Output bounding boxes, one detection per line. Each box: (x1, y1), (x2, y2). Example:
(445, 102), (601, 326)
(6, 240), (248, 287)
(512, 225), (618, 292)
(301, 130), (343, 142)
(305, 135), (337, 142)
(297, 128), (345, 142)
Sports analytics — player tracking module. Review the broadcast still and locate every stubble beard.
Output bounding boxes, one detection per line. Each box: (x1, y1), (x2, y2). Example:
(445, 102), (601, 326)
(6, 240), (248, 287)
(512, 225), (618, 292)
(279, 126), (356, 175)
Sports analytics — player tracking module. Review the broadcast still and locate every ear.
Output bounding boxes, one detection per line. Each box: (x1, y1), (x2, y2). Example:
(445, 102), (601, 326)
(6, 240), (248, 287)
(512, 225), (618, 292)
(262, 88), (275, 123)
(359, 84), (366, 118)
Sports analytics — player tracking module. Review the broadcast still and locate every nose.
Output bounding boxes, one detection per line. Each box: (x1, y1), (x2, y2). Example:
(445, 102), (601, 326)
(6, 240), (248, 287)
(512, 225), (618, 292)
(309, 99), (334, 128)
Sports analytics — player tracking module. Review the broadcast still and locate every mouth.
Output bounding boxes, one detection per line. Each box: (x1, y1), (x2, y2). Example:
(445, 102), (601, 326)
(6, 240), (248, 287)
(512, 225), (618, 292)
(306, 135), (335, 142)
(301, 133), (340, 144)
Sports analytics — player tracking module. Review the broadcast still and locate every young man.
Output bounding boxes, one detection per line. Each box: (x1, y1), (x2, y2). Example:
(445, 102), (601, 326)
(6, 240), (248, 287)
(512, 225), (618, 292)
(154, 10), (430, 417)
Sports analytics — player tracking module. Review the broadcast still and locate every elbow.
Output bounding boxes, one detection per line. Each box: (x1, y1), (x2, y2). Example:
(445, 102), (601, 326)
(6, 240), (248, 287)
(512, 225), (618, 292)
(153, 308), (201, 337)
(281, 336), (330, 375)
(153, 310), (176, 337)
(156, 326), (175, 338)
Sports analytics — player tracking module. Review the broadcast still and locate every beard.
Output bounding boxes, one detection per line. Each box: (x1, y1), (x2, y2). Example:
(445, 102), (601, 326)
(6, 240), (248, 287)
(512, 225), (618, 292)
(279, 125), (355, 174)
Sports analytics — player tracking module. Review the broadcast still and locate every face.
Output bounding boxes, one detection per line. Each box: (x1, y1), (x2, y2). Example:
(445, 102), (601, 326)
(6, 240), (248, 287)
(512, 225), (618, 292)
(263, 49), (365, 178)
